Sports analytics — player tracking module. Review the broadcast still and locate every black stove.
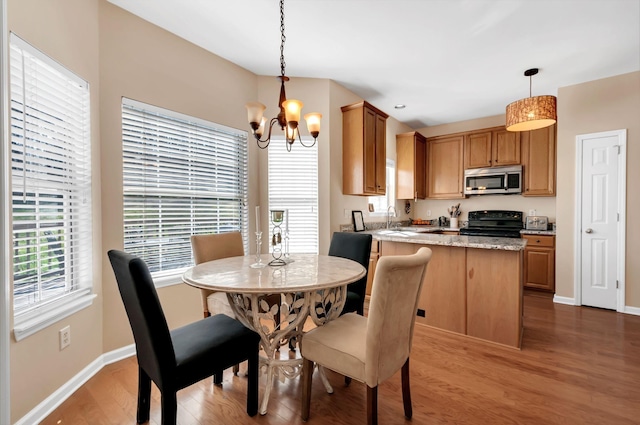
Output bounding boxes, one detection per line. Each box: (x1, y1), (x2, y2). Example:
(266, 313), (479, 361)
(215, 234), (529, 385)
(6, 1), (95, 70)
(459, 210), (523, 238)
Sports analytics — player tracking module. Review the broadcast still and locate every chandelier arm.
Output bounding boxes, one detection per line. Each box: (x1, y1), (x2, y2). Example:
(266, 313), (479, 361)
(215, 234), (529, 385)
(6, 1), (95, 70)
(298, 135), (317, 148)
(254, 117), (281, 149)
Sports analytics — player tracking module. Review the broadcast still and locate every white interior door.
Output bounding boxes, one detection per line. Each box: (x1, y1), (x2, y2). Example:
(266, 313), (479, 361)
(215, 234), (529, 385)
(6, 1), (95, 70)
(579, 132), (623, 310)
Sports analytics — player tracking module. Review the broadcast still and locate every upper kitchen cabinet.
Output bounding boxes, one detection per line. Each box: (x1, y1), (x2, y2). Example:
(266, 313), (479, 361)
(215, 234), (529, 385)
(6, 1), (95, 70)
(464, 126), (521, 169)
(521, 124), (556, 196)
(427, 134), (464, 199)
(396, 131), (427, 199)
(342, 101), (389, 196)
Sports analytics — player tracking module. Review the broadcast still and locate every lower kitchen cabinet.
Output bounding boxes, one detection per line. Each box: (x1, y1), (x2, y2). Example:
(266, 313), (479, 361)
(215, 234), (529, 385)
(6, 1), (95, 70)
(523, 235), (555, 292)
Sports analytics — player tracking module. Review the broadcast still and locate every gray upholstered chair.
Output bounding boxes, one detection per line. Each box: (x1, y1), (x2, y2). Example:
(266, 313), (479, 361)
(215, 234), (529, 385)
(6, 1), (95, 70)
(300, 247), (432, 425)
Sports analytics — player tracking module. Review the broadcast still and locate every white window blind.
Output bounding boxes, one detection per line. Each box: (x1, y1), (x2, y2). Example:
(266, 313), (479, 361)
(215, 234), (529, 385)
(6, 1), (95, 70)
(9, 34), (93, 316)
(268, 139), (318, 254)
(122, 99), (249, 275)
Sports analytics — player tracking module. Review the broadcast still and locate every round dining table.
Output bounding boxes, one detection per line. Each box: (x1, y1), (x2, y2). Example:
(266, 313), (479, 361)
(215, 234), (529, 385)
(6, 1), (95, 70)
(182, 253), (366, 415)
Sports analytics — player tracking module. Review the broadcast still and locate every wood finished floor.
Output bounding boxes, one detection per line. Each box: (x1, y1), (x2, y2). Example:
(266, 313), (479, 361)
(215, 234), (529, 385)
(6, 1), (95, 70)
(41, 291), (640, 425)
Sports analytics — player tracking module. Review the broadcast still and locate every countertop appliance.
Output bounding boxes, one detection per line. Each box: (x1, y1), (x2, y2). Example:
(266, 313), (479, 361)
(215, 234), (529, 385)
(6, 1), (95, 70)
(525, 216), (548, 230)
(464, 165), (522, 196)
(459, 210), (523, 238)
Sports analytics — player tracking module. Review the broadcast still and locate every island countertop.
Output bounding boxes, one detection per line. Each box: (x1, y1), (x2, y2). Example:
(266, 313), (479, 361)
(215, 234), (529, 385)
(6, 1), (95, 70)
(365, 229), (527, 251)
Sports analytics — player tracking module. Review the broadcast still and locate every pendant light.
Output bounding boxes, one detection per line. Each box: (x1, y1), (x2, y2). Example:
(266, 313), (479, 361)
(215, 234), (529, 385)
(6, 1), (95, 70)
(506, 68), (557, 132)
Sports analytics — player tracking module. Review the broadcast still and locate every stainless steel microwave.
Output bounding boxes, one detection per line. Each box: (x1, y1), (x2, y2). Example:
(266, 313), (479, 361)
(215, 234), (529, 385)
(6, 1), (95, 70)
(464, 165), (522, 195)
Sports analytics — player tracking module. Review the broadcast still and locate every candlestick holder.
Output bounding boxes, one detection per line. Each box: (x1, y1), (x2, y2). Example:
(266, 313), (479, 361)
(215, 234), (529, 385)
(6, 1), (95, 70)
(269, 210), (286, 266)
(250, 231), (267, 268)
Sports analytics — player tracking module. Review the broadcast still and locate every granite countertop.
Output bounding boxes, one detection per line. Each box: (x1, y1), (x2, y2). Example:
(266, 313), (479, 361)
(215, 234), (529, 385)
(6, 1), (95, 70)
(520, 229), (556, 236)
(365, 229), (527, 251)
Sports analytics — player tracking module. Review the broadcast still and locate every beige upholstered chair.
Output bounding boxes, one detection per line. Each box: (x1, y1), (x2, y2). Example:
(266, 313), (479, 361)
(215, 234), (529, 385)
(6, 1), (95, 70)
(300, 247), (432, 425)
(191, 232), (245, 319)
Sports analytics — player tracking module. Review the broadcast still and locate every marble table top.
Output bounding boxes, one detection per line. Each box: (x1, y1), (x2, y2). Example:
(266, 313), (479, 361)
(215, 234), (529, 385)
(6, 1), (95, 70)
(182, 254), (366, 294)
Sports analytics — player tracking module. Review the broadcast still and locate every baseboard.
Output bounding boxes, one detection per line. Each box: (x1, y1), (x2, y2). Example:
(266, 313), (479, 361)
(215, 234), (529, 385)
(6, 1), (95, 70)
(624, 305), (640, 316)
(553, 295), (577, 305)
(15, 344), (135, 425)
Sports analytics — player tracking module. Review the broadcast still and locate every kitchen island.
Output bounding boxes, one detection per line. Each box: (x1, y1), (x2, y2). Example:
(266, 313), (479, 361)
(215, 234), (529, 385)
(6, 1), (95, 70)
(366, 229), (527, 349)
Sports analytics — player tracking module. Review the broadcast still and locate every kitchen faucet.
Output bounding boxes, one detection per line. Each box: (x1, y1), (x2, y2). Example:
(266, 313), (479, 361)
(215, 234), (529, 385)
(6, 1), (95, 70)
(386, 205), (397, 229)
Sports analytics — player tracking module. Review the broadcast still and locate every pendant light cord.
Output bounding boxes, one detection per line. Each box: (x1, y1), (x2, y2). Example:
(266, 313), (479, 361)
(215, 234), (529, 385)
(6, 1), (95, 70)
(280, 0), (286, 78)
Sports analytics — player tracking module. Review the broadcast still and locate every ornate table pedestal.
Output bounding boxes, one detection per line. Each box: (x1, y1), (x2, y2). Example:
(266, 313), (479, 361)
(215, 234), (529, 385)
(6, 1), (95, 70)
(182, 254), (365, 415)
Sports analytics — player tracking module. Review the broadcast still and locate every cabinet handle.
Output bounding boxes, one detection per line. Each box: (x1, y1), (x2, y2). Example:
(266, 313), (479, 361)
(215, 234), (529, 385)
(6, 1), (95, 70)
(536, 239), (541, 243)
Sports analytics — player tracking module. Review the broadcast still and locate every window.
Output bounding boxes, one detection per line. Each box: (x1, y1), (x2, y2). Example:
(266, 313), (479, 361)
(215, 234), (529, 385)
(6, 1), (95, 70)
(368, 159), (396, 215)
(268, 139), (318, 254)
(122, 98), (248, 283)
(10, 34), (93, 339)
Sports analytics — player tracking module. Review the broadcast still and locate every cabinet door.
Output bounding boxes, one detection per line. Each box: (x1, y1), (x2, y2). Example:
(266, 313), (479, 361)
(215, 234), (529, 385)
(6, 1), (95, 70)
(363, 108), (378, 194)
(428, 135), (464, 199)
(374, 113), (387, 194)
(464, 131), (492, 169)
(522, 125), (556, 196)
(524, 248), (555, 291)
(396, 133), (426, 199)
(492, 129), (521, 166)
(415, 135), (427, 198)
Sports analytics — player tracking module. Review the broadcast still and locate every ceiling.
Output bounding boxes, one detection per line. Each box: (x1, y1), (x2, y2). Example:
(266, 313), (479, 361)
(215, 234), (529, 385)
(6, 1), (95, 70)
(107, 0), (640, 129)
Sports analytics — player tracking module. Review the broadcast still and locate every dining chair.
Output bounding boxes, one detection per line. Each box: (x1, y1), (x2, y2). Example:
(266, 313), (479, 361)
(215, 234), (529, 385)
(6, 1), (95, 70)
(108, 250), (260, 425)
(191, 232), (281, 379)
(300, 247), (432, 425)
(328, 231), (372, 316)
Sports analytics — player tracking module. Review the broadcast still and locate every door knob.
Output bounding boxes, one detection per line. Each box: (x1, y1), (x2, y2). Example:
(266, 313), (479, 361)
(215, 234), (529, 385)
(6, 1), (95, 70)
(585, 228), (593, 234)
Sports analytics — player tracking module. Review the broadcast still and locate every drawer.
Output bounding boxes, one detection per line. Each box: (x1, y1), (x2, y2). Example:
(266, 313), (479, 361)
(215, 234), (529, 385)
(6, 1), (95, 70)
(522, 235), (555, 248)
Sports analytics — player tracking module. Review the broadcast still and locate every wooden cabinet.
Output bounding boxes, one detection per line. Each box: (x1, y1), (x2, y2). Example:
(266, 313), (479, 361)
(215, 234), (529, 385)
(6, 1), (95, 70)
(523, 235), (555, 292)
(426, 135), (464, 199)
(380, 240), (523, 348)
(396, 131), (427, 199)
(522, 124), (556, 196)
(464, 127), (521, 169)
(341, 101), (389, 196)
(365, 240), (380, 296)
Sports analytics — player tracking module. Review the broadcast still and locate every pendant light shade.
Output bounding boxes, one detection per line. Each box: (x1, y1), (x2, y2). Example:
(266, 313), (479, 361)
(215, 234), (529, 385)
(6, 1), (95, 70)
(506, 68), (557, 132)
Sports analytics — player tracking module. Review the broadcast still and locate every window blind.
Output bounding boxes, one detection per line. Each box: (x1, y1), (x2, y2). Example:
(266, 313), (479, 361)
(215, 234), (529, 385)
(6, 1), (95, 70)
(10, 34), (92, 315)
(268, 139), (318, 254)
(122, 99), (249, 274)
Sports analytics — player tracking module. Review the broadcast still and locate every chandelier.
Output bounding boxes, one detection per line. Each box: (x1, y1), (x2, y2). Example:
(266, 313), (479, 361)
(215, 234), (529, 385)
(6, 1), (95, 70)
(245, 0), (321, 151)
(505, 68), (557, 132)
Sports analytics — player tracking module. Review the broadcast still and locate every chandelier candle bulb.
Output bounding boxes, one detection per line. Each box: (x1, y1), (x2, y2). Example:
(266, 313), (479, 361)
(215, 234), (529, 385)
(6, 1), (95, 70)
(282, 99), (303, 124)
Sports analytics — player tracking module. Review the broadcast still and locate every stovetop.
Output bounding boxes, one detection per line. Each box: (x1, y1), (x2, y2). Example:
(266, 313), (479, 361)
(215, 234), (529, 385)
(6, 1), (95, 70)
(460, 210), (523, 238)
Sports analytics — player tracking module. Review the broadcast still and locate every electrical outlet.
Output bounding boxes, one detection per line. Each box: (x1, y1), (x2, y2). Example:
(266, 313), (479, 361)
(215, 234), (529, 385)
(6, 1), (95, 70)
(426, 210), (431, 217)
(529, 209), (536, 216)
(59, 326), (70, 350)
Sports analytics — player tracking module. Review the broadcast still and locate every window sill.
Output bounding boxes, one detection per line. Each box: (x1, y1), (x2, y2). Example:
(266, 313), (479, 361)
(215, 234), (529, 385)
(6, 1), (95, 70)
(13, 293), (97, 342)
(152, 267), (189, 289)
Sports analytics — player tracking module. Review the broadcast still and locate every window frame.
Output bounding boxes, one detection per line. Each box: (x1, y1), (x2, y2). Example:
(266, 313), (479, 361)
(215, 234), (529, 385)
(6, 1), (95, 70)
(121, 98), (249, 287)
(9, 33), (95, 341)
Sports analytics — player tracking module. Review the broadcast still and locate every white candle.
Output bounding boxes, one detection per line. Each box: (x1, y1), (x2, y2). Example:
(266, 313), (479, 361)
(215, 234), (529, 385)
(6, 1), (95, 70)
(255, 206), (260, 234)
(285, 209), (289, 233)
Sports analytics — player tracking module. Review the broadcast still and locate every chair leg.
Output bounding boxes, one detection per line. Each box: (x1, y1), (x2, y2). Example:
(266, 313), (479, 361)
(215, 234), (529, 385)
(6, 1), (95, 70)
(137, 367), (152, 424)
(160, 391), (177, 425)
(213, 369), (223, 385)
(367, 385), (378, 425)
(246, 343), (259, 416)
(233, 363), (240, 376)
(301, 358), (314, 421)
(345, 376), (352, 386)
(401, 358), (412, 419)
